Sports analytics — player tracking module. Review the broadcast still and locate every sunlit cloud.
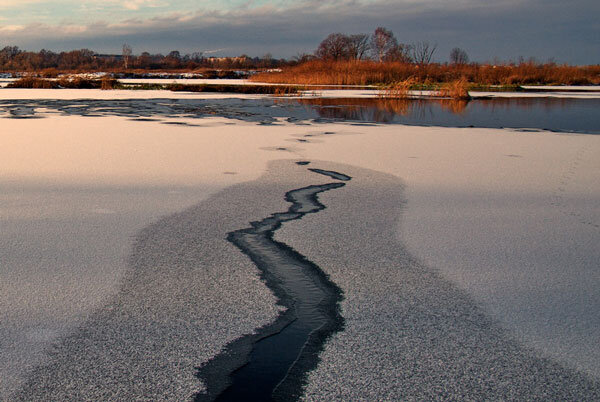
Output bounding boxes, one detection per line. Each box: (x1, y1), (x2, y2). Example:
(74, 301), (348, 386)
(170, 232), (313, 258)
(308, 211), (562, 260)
(0, 25), (26, 32)
(0, 0), (49, 8)
(119, 0), (168, 10)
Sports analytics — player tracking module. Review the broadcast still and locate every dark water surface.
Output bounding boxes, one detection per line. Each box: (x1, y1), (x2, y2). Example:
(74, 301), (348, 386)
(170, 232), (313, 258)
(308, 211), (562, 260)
(1, 96), (598, 133)
(292, 97), (600, 134)
(197, 168), (349, 401)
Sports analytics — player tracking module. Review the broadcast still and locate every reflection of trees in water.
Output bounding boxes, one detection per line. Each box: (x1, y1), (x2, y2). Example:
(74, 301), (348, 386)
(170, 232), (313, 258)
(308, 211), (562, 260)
(292, 97), (597, 124)
(292, 98), (469, 122)
(477, 97), (578, 113)
(439, 99), (469, 115)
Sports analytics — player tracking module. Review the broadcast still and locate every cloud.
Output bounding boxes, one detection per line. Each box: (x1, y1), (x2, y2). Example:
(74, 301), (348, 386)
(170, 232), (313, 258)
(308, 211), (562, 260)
(119, 0), (167, 10)
(0, 0), (48, 8)
(0, 0), (598, 64)
(0, 25), (26, 32)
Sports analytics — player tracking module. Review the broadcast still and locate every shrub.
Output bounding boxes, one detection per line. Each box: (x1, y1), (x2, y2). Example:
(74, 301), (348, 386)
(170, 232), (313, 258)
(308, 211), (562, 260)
(101, 77), (117, 90)
(168, 83), (300, 95)
(57, 77), (96, 88)
(381, 77), (417, 99)
(437, 78), (471, 99)
(7, 77), (59, 88)
(41, 68), (60, 78)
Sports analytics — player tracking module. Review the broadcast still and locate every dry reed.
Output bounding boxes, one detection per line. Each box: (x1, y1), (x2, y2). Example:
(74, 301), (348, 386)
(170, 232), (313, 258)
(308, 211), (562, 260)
(436, 78), (471, 99)
(100, 77), (117, 90)
(251, 60), (600, 86)
(380, 77), (417, 99)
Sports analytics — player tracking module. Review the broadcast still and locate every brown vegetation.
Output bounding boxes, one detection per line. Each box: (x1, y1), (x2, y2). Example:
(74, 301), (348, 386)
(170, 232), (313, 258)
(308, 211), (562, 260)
(436, 78), (471, 100)
(166, 83), (301, 95)
(7, 77), (60, 89)
(8, 77), (111, 89)
(250, 60), (600, 86)
(381, 78), (417, 99)
(2, 26), (598, 89)
(7, 77), (301, 94)
(100, 77), (118, 90)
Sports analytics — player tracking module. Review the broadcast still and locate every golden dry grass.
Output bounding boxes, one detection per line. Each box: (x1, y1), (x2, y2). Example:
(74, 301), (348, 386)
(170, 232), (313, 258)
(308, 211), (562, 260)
(436, 78), (471, 99)
(251, 60), (600, 86)
(380, 77), (417, 99)
(100, 77), (117, 90)
(7, 77), (59, 88)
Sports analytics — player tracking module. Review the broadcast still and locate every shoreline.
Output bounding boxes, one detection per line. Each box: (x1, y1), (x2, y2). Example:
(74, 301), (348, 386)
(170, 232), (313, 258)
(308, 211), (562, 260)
(1, 92), (598, 135)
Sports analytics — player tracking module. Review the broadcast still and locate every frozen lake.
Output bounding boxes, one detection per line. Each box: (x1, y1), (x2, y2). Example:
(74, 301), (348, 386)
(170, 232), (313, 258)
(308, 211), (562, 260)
(1, 88), (599, 400)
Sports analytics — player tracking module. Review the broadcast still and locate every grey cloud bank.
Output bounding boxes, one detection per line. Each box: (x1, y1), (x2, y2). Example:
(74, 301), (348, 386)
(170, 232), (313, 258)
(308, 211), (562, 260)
(1, 0), (598, 64)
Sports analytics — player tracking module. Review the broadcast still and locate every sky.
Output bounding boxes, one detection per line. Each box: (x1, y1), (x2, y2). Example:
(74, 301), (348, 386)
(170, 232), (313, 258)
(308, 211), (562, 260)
(0, 0), (598, 64)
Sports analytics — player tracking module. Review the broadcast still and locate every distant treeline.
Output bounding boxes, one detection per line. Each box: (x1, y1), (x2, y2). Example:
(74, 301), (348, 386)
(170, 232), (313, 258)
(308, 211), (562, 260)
(1, 26), (599, 86)
(0, 46), (285, 73)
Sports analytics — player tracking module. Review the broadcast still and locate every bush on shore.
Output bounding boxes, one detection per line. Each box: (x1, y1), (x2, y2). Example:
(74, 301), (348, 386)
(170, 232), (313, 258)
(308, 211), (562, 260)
(7, 77), (100, 89)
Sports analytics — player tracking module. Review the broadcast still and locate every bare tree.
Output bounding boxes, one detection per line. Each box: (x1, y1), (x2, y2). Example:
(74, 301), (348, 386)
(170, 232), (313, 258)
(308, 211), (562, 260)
(412, 41), (437, 65)
(347, 34), (370, 60)
(450, 47), (469, 65)
(137, 51), (151, 68)
(122, 43), (132, 69)
(385, 43), (413, 63)
(189, 52), (203, 63)
(0, 46), (21, 60)
(261, 52), (274, 67)
(293, 52), (316, 64)
(165, 50), (182, 68)
(370, 27), (397, 62)
(167, 50), (181, 60)
(315, 33), (351, 60)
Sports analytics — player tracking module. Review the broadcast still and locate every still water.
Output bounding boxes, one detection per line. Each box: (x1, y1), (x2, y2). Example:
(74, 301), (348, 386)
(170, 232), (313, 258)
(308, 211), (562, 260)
(289, 97), (600, 134)
(1, 96), (598, 134)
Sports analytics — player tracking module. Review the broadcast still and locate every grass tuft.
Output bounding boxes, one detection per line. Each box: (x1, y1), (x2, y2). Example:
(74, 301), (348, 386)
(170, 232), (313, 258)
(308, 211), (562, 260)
(436, 78), (471, 99)
(7, 77), (60, 89)
(380, 77), (417, 99)
(100, 77), (118, 90)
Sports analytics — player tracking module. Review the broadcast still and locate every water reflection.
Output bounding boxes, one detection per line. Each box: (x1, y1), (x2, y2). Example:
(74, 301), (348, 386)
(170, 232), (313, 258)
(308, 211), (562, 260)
(291, 97), (600, 134)
(1, 96), (598, 134)
(291, 98), (469, 122)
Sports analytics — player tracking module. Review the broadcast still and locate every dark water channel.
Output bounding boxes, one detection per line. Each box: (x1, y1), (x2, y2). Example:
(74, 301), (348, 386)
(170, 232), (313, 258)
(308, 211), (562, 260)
(196, 167), (349, 401)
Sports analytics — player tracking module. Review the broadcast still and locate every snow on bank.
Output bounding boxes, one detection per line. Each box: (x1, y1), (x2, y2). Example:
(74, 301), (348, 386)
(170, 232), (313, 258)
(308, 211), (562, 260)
(0, 88), (266, 100)
(118, 78), (257, 86)
(301, 88), (600, 99)
(3, 82), (600, 99)
(472, 90), (600, 99)
(521, 85), (600, 91)
(0, 78), (16, 88)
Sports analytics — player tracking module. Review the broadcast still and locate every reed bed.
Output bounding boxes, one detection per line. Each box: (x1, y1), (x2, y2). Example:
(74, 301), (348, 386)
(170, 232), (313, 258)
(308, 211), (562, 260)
(436, 78), (471, 100)
(381, 78), (417, 99)
(251, 60), (600, 86)
(7, 77), (99, 89)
